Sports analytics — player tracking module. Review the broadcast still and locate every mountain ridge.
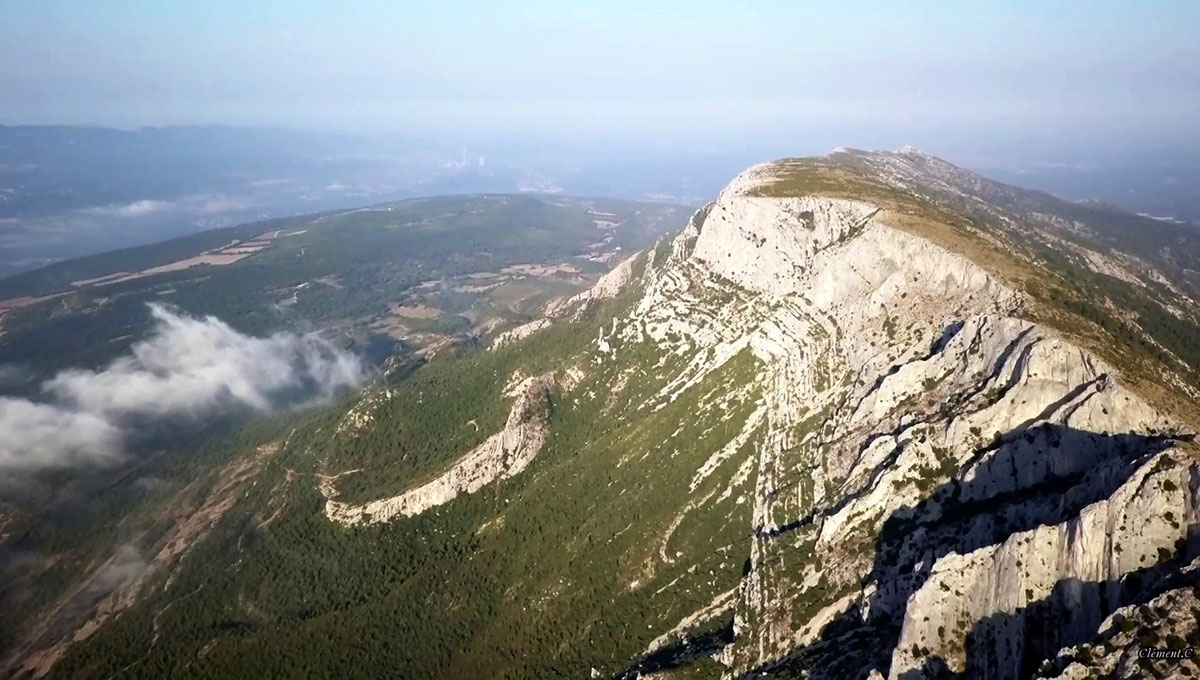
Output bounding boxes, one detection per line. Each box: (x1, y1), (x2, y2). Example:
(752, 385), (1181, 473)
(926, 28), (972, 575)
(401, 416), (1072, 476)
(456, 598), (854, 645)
(7, 150), (1198, 680)
(515, 149), (1200, 677)
(587, 153), (1196, 677)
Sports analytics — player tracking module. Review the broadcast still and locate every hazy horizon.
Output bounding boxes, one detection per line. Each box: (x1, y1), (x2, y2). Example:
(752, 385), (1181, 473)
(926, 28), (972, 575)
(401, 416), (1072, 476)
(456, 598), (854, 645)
(2, 1), (1193, 166)
(0, 0), (1195, 278)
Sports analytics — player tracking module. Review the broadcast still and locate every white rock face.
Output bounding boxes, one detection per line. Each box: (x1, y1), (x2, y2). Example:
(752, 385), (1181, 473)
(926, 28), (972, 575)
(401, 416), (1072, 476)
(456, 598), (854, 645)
(889, 450), (1196, 679)
(584, 162), (1197, 678)
(545, 251), (640, 319)
(324, 374), (554, 525)
(314, 158), (1196, 676)
(1050, 558), (1200, 679)
(691, 193), (878, 298)
(491, 319), (551, 349)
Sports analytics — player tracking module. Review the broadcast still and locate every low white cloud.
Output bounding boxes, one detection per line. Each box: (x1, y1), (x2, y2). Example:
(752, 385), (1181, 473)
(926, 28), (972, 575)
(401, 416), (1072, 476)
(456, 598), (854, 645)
(0, 398), (122, 470)
(86, 199), (175, 218)
(49, 304), (363, 418)
(0, 304), (364, 472)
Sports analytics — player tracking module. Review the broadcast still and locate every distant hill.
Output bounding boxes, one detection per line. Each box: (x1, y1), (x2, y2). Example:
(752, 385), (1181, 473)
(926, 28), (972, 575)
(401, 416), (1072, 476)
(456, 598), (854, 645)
(0, 125), (538, 277)
(0, 193), (682, 377)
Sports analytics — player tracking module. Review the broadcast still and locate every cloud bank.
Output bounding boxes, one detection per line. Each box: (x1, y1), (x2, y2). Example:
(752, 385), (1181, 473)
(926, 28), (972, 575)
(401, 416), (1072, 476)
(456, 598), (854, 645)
(0, 398), (123, 469)
(0, 304), (364, 471)
(82, 195), (253, 220)
(85, 199), (175, 218)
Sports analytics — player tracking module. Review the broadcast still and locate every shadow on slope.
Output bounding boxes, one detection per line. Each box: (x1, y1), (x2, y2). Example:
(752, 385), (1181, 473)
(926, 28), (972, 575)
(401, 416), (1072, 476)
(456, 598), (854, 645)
(613, 619), (735, 679)
(895, 535), (1198, 680)
(745, 422), (1190, 679)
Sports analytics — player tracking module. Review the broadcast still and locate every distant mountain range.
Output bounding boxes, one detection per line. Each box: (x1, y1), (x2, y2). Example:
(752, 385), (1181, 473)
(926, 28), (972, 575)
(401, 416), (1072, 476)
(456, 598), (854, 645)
(3, 125), (1192, 281)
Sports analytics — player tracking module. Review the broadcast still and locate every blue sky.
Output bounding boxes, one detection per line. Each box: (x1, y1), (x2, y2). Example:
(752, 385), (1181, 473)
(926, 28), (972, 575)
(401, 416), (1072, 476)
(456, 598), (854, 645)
(0, 1), (1192, 159)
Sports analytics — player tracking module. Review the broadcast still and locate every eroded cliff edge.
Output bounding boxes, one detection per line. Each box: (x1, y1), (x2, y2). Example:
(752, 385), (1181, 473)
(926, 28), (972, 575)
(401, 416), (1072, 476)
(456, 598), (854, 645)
(603, 156), (1198, 679)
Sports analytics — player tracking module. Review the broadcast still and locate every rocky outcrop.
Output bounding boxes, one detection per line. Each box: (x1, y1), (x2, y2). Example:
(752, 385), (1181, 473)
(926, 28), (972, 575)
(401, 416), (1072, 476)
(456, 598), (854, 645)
(584, 158), (1198, 679)
(889, 449), (1196, 679)
(1047, 558), (1200, 679)
(17, 152), (1198, 680)
(324, 374), (554, 525)
(492, 251), (643, 349)
(491, 319), (551, 349)
(315, 151), (1196, 676)
(545, 251), (641, 318)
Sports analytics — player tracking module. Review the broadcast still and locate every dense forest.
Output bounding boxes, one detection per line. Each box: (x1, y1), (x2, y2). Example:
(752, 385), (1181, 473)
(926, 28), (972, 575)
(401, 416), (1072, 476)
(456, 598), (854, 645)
(28, 274), (758, 679)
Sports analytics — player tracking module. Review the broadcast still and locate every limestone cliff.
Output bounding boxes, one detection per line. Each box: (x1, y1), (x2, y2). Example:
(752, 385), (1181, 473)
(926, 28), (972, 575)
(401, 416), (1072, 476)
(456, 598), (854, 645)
(585, 153), (1199, 678)
(17, 151), (1198, 680)
(323, 374), (554, 525)
(312, 150), (1198, 679)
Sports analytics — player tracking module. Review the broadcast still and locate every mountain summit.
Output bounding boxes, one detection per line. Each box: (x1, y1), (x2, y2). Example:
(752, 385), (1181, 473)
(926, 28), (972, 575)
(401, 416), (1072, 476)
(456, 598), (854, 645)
(10, 152), (1198, 680)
